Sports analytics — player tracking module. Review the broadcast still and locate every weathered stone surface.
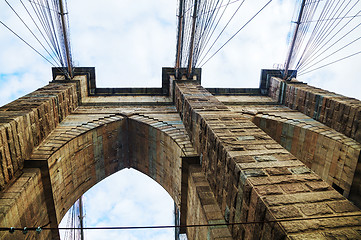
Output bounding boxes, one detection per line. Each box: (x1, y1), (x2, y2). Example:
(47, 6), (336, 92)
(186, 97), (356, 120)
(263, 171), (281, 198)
(187, 165), (233, 240)
(298, 203), (333, 216)
(327, 200), (360, 213)
(175, 80), (361, 239)
(270, 205), (303, 219)
(0, 72), (361, 239)
(0, 168), (54, 240)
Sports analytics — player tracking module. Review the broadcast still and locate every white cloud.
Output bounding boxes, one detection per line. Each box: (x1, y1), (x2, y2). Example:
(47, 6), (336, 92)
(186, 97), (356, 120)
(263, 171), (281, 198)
(0, 70), (50, 106)
(198, 0), (295, 88)
(80, 169), (175, 240)
(67, 0), (177, 87)
(1, 0), (360, 99)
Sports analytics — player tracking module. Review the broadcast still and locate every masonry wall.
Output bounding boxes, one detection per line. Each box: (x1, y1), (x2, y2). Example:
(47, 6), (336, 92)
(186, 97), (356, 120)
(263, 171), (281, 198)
(0, 168), (52, 240)
(0, 82), (78, 190)
(2, 72), (361, 239)
(268, 77), (361, 143)
(253, 111), (361, 199)
(186, 165), (232, 239)
(267, 76), (361, 207)
(175, 80), (361, 239)
(128, 115), (185, 209)
(0, 76), (195, 238)
(45, 120), (127, 221)
(26, 108), (194, 224)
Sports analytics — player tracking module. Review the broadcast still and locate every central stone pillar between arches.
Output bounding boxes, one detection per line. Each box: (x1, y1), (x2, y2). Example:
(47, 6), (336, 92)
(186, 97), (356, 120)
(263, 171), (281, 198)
(174, 80), (361, 239)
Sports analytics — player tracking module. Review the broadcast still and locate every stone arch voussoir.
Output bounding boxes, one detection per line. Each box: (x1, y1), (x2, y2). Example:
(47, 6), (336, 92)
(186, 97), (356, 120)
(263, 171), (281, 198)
(25, 111), (197, 225)
(252, 112), (361, 205)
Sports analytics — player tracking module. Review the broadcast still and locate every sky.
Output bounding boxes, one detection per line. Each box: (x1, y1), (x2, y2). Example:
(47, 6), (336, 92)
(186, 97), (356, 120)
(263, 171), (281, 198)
(0, 0), (361, 239)
(59, 169), (176, 240)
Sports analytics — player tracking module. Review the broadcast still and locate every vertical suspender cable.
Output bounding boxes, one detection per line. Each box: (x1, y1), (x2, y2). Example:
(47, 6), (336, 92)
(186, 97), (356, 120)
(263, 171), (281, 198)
(58, 0), (73, 78)
(176, 0), (185, 79)
(78, 196), (84, 240)
(187, 0), (199, 78)
(284, 0), (306, 79)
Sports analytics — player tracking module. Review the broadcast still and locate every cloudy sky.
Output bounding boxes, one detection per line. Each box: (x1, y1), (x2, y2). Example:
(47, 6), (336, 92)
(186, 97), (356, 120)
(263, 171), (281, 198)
(59, 169), (175, 240)
(1, 0), (360, 239)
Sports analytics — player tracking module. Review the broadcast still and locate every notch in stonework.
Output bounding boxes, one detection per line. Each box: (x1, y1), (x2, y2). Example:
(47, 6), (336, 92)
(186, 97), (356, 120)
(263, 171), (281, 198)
(180, 155), (201, 234)
(172, 67), (202, 81)
(24, 159), (61, 239)
(259, 69), (297, 95)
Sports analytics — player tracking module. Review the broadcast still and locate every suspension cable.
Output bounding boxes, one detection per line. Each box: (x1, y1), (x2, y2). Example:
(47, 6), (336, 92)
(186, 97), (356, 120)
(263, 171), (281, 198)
(0, 0), (74, 78)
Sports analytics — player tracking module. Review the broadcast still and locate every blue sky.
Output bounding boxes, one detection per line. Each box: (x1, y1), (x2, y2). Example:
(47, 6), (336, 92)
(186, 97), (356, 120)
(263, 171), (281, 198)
(1, 0), (361, 239)
(1, 0), (361, 106)
(59, 169), (175, 240)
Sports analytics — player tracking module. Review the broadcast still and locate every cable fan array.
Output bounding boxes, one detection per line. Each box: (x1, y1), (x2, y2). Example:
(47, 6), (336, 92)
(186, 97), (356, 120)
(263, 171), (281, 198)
(175, 0), (273, 77)
(284, 0), (361, 78)
(0, 0), (73, 78)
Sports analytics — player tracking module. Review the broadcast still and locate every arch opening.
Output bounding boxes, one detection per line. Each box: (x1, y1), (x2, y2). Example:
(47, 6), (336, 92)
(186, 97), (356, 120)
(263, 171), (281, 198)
(59, 168), (176, 240)
(43, 116), (190, 239)
(47, 116), (185, 224)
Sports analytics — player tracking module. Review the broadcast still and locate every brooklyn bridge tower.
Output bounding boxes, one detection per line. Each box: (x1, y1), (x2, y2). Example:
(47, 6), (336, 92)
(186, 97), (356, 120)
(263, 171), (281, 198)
(1, 0), (361, 239)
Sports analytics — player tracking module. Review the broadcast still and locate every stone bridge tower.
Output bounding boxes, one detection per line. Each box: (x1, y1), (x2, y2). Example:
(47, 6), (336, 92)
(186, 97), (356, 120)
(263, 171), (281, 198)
(0, 68), (361, 239)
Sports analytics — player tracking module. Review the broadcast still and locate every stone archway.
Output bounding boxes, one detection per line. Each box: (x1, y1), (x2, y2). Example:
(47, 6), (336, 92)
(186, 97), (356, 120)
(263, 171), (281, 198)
(2, 72), (361, 240)
(0, 75), (231, 240)
(252, 111), (361, 203)
(19, 108), (195, 239)
(42, 115), (188, 223)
